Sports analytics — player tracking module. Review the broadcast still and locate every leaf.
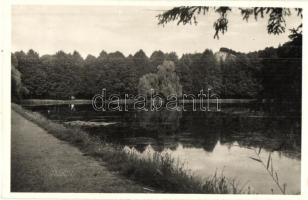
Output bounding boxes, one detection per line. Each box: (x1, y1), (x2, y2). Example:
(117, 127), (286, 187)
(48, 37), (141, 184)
(258, 147), (262, 155)
(275, 172), (279, 182)
(267, 153), (271, 169)
(249, 157), (262, 163)
(270, 157), (273, 175)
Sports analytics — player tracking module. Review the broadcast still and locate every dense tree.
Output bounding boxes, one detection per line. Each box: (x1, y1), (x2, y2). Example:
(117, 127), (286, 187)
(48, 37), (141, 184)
(11, 37), (301, 111)
(11, 65), (24, 102)
(219, 51), (262, 98)
(11, 55), (29, 102)
(14, 50), (47, 98)
(156, 60), (182, 97)
(138, 61), (182, 98)
(190, 50), (216, 94)
(257, 36), (302, 109)
(164, 52), (179, 63)
(138, 73), (160, 97)
(156, 6), (302, 100)
(177, 54), (193, 94)
(133, 50), (150, 76)
(150, 50), (165, 72)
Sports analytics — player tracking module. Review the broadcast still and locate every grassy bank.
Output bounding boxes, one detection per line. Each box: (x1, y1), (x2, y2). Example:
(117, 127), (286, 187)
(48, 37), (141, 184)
(12, 103), (242, 194)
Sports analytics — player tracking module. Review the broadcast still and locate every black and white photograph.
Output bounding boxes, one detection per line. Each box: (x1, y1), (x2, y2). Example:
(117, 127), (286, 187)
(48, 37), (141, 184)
(1, 0), (307, 199)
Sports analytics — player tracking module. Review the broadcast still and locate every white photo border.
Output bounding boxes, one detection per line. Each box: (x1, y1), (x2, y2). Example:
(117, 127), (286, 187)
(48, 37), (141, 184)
(1, 0), (307, 199)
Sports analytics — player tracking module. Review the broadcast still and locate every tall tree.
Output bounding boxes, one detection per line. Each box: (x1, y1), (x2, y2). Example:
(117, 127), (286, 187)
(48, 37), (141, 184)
(150, 50), (165, 72)
(139, 60), (182, 98)
(133, 49), (151, 76)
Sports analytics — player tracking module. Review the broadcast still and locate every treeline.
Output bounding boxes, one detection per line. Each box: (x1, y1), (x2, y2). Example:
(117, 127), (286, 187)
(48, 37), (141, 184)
(11, 37), (301, 106)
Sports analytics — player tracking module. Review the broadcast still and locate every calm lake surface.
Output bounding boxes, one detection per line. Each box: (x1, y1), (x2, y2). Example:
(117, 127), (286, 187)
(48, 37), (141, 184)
(25, 103), (301, 194)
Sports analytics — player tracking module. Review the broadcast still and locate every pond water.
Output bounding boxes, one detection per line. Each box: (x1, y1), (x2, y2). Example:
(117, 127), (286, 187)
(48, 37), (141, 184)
(25, 103), (301, 194)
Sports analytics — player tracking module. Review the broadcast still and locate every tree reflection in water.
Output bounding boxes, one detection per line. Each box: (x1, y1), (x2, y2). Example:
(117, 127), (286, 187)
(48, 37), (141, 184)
(26, 104), (301, 159)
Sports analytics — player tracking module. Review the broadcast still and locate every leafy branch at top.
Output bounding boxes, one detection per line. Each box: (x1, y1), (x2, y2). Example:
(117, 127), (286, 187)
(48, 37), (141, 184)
(157, 7), (302, 39)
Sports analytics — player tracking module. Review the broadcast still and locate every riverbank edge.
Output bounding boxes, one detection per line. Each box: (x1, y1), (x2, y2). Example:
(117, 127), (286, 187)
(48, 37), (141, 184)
(11, 103), (242, 194)
(20, 98), (256, 106)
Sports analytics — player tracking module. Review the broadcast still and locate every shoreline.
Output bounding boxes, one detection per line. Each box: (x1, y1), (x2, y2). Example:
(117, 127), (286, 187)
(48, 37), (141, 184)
(20, 98), (257, 106)
(11, 109), (145, 192)
(12, 103), (242, 194)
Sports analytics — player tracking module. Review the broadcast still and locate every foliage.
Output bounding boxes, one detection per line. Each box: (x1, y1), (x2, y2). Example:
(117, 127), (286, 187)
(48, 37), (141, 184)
(11, 64), (29, 102)
(11, 36), (301, 108)
(247, 35), (302, 111)
(157, 61), (182, 97)
(138, 61), (182, 98)
(138, 73), (160, 97)
(157, 7), (302, 39)
(11, 54), (29, 102)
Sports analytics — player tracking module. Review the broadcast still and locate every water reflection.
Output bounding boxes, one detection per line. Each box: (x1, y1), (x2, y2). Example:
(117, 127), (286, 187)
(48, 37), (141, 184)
(27, 104), (301, 158)
(25, 104), (301, 194)
(69, 103), (75, 111)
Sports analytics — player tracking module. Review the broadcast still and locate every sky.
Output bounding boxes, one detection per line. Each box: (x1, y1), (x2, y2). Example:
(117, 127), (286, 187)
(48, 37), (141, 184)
(12, 5), (302, 58)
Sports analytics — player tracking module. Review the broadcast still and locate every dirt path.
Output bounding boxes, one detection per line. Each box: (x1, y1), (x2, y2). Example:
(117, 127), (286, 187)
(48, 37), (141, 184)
(11, 110), (145, 192)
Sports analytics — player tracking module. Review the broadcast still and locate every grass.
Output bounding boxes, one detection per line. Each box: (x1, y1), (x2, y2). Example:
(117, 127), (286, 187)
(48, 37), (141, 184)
(250, 148), (287, 194)
(12, 103), (243, 194)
